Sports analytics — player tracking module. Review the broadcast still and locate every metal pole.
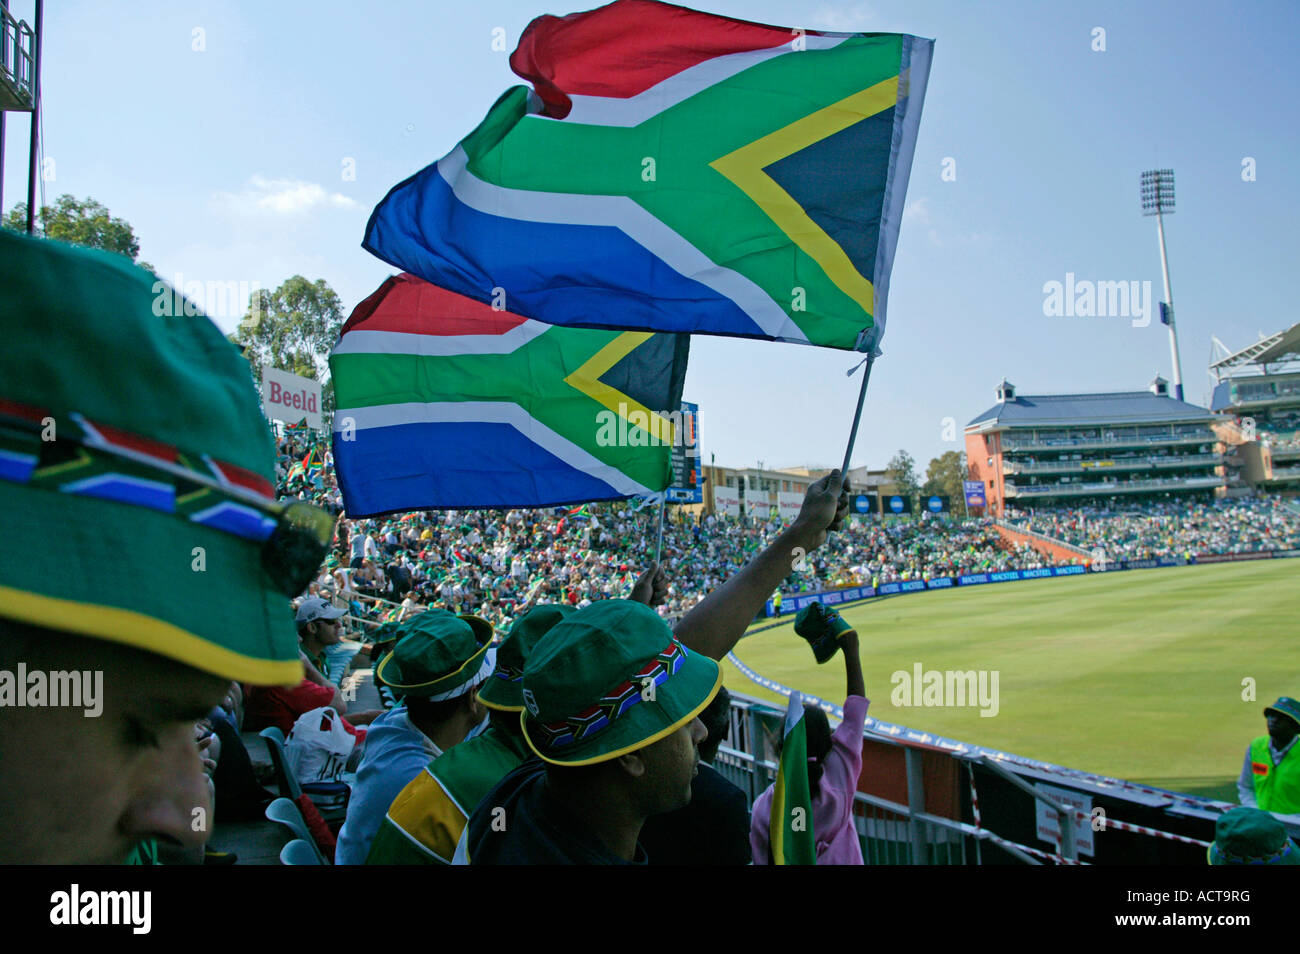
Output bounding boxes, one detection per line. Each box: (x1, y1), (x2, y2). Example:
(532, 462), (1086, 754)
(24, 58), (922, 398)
(23, 0), (41, 235)
(1, 110), (6, 212)
(904, 747), (928, 865)
(1155, 209), (1184, 401)
(652, 492), (666, 564)
(839, 354), (876, 480)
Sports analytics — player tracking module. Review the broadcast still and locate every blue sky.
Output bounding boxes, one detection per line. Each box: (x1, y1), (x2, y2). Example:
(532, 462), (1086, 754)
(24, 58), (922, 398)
(4, 0), (1296, 475)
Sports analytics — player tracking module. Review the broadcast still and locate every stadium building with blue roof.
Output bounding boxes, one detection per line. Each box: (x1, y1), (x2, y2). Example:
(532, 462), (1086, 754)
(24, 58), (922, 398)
(965, 377), (1226, 516)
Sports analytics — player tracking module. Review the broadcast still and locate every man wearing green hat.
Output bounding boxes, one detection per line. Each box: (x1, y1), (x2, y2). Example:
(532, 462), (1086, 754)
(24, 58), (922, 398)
(1238, 696), (1300, 819)
(334, 609), (495, 865)
(0, 231), (330, 863)
(364, 604), (574, 864)
(458, 599), (722, 864)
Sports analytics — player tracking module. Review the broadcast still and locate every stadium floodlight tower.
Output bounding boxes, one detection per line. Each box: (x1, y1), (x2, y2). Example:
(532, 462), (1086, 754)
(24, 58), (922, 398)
(1140, 168), (1184, 401)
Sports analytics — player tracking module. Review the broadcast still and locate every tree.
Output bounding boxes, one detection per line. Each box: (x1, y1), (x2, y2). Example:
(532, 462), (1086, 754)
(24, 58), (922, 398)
(233, 276), (344, 383)
(922, 450), (966, 508)
(3, 195), (141, 262)
(885, 449), (921, 502)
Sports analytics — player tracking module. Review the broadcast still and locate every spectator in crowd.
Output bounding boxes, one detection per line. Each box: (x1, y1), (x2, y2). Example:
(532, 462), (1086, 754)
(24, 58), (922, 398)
(295, 596), (348, 681)
(334, 609), (495, 864)
(456, 600), (720, 864)
(1238, 696), (1300, 821)
(751, 607), (867, 865)
(365, 604), (573, 864)
(0, 230), (313, 863)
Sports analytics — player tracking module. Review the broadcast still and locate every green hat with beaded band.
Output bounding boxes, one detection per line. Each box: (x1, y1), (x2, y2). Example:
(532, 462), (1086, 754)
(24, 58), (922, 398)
(520, 599), (721, 767)
(376, 609), (495, 700)
(0, 230), (311, 686)
(477, 604), (575, 712)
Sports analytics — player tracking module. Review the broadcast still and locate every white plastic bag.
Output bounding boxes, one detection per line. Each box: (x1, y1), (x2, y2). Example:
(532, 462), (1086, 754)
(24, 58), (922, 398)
(285, 707), (355, 784)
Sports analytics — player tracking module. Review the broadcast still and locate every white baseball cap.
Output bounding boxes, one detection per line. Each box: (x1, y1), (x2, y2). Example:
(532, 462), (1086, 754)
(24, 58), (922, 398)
(295, 596), (347, 623)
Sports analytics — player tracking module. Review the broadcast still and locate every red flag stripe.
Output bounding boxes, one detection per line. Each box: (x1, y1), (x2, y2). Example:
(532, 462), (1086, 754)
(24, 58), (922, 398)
(511, 0), (809, 117)
(85, 419), (178, 463)
(207, 456), (275, 500)
(340, 274), (530, 337)
(0, 398), (49, 423)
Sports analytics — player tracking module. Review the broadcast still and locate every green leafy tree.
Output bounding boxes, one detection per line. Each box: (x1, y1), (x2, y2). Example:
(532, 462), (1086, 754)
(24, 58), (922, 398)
(4, 195), (141, 262)
(885, 449), (921, 504)
(233, 276), (344, 382)
(922, 450), (966, 508)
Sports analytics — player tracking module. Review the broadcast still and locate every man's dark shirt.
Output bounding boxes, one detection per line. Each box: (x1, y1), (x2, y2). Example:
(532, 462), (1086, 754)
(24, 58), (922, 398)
(464, 760), (648, 865)
(639, 763), (751, 865)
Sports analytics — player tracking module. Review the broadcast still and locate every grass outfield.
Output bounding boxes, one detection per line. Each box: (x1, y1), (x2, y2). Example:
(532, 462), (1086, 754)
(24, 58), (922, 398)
(722, 559), (1300, 801)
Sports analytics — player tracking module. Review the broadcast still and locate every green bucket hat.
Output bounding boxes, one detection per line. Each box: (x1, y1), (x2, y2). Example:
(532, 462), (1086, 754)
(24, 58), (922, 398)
(376, 609), (494, 700)
(1207, 807), (1300, 865)
(521, 600), (721, 767)
(477, 604), (575, 712)
(1264, 696), (1300, 728)
(0, 231), (311, 686)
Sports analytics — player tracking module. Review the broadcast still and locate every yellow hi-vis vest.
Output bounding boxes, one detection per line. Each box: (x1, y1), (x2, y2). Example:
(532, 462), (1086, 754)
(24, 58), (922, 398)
(1250, 736), (1300, 814)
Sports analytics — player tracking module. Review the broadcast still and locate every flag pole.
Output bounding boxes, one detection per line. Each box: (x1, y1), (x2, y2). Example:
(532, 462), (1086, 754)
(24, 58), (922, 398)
(838, 355), (876, 480)
(653, 493), (666, 564)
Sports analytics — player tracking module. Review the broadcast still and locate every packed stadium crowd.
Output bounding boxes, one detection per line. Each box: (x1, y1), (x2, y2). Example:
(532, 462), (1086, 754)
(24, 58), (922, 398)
(1006, 498), (1300, 562)
(275, 435), (1063, 634)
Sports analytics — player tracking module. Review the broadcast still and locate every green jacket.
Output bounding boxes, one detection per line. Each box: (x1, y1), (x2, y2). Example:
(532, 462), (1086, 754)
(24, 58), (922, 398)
(1250, 736), (1300, 815)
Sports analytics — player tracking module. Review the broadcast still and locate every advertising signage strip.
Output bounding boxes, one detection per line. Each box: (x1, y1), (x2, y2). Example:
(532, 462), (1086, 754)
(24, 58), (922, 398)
(763, 552), (1297, 616)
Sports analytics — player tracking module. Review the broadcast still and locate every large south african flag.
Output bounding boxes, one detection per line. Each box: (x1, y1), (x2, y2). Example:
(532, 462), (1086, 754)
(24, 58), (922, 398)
(329, 274), (689, 516)
(364, 0), (933, 354)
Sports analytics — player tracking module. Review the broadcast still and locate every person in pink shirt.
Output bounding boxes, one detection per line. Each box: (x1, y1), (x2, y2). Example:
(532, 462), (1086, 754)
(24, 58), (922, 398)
(751, 626), (867, 865)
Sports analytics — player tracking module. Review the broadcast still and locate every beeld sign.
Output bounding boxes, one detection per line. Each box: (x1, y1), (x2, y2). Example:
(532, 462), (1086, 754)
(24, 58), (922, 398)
(262, 366), (323, 431)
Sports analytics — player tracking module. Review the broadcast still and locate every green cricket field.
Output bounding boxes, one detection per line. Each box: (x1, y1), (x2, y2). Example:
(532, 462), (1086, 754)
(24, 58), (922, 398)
(722, 559), (1299, 801)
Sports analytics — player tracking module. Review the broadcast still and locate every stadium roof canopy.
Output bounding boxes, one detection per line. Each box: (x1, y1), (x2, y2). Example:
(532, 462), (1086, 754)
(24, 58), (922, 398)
(967, 390), (1213, 430)
(1209, 321), (1300, 374)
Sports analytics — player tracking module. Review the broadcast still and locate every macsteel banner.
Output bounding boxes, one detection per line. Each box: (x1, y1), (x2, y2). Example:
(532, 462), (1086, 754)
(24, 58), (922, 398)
(963, 480), (986, 507)
(763, 553), (1292, 616)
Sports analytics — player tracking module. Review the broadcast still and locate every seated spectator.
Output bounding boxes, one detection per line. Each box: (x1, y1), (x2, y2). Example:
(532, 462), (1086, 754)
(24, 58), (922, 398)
(244, 648), (383, 738)
(295, 596), (349, 682)
(457, 600), (721, 864)
(365, 604), (573, 864)
(334, 610), (496, 864)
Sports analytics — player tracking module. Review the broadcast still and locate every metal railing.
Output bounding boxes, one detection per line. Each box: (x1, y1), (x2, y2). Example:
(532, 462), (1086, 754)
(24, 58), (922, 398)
(1008, 476), (1222, 496)
(1007, 454), (1221, 475)
(714, 688), (1292, 865)
(1002, 432), (1214, 453)
(0, 5), (35, 107)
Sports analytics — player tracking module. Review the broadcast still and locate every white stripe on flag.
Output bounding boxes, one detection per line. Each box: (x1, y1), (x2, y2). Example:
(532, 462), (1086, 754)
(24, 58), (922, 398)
(784, 690), (804, 735)
(557, 35), (849, 127)
(334, 401), (654, 498)
(331, 321), (550, 357)
(436, 146), (808, 344)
